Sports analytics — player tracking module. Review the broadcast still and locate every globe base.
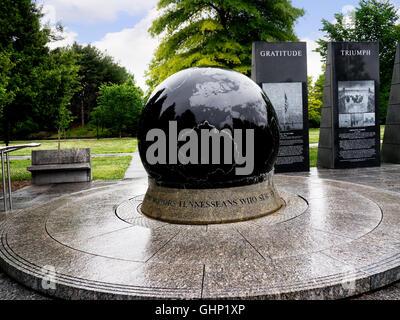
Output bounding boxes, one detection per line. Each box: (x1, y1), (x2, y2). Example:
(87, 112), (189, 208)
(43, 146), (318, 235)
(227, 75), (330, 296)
(140, 173), (283, 225)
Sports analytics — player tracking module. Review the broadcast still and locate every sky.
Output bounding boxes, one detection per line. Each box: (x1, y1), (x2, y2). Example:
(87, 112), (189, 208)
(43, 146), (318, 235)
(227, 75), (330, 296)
(38, 0), (400, 91)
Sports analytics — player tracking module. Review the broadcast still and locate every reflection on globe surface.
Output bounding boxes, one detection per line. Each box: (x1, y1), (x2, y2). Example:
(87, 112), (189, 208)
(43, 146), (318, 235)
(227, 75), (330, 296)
(138, 67), (280, 189)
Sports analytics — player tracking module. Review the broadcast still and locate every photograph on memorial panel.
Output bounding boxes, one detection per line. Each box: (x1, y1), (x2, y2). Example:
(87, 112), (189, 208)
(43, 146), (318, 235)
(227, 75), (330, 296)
(262, 82), (303, 131)
(363, 112), (376, 127)
(338, 80), (375, 128)
(339, 114), (351, 128)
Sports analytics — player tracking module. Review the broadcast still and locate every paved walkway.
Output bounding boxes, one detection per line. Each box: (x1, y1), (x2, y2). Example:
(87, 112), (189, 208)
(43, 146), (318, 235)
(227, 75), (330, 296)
(1, 157), (400, 299)
(123, 150), (146, 180)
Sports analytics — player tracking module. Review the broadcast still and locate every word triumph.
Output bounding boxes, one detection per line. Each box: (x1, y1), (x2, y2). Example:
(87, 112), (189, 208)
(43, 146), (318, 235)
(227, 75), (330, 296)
(340, 49), (371, 56)
(145, 121), (255, 175)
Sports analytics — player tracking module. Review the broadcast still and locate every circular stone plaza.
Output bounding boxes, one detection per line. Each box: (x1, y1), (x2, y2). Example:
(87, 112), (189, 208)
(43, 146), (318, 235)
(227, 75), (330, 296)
(0, 67), (399, 300)
(1, 157), (400, 300)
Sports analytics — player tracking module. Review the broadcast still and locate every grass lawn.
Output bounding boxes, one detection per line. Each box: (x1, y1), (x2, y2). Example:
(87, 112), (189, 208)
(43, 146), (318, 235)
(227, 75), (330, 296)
(0, 138), (137, 156)
(309, 147), (318, 168)
(309, 128), (320, 144)
(2, 126), (385, 156)
(0, 159), (32, 181)
(0, 156), (132, 183)
(92, 156), (132, 180)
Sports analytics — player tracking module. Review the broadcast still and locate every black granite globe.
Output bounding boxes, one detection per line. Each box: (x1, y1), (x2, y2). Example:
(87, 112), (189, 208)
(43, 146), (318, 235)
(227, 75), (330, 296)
(138, 67), (280, 189)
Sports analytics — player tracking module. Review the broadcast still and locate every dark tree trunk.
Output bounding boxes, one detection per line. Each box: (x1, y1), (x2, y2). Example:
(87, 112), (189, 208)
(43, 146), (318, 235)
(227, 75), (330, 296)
(57, 128), (61, 151)
(81, 100), (85, 127)
(4, 120), (10, 146)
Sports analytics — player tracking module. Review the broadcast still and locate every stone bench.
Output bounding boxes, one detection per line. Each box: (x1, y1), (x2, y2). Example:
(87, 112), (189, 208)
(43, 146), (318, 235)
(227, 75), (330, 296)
(28, 148), (92, 185)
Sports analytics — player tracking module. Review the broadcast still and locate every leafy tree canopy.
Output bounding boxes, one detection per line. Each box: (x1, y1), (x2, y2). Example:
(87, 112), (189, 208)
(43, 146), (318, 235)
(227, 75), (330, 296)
(0, 51), (15, 117)
(316, 0), (400, 123)
(33, 48), (81, 148)
(146, 0), (304, 93)
(92, 78), (144, 138)
(68, 43), (131, 127)
(0, 0), (53, 143)
(308, 74), (324, 128)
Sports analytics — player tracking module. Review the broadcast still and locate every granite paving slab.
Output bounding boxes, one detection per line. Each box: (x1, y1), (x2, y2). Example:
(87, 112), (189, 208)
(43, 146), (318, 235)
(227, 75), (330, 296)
(1, 173), (400, 300)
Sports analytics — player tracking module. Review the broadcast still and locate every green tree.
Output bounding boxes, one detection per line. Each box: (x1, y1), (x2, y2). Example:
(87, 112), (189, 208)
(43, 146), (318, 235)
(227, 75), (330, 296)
(308, 75), (324, 128)
(0, 0), (52, 144)
(91, 104), (106, 138)
(55, 106), (74, 150)
(146, 0), (304, 93)
(0, 51), (15, 119)
(69, 43), (131, 127)
(314, 70), (325, 103)
(33, 49), (81, 149)
(316, 0), (400, 124)
(93, 78), (144, 138)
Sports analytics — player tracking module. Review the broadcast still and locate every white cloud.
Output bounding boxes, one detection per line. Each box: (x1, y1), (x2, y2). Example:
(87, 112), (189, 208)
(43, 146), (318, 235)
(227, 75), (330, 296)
(332, 4), (356, 27)
(41, 3), (57, 25)
(93, 8), (160, 91)
(42, 0), (159, 23)
(301, 38), (323, 83)
(39, 2), (160, 90)
(39, 1), (328, 90)
(41, 4), (79, 49)
(342, 5), (356, 15)
(47, 27), (79, 50)
(93, 20), (326, 91)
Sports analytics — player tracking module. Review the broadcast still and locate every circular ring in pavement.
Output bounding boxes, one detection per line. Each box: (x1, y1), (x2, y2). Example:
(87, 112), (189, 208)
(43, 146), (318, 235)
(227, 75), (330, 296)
(0, 176), (399, 299)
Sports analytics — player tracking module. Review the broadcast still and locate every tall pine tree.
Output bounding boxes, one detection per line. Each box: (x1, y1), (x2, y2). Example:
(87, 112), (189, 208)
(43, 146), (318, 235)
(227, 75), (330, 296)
(0, 0), (52, 144)
(68, 43), (131, 127)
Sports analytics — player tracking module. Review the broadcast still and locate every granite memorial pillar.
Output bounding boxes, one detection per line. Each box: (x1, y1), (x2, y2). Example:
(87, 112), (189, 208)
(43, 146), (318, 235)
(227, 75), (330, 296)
(382, 43), (400, 163)
(317, 42), (380, 169)
(252, 42), (309, 173)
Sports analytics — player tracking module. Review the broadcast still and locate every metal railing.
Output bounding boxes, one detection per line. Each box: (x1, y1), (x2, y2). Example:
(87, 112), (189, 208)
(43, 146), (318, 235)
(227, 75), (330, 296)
(1, 143), (40, 212)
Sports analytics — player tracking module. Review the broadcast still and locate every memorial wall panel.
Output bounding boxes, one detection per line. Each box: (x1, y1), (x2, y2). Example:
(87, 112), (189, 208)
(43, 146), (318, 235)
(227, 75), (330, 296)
(252, 42), (310, 173)
(317, 42), (380, 169)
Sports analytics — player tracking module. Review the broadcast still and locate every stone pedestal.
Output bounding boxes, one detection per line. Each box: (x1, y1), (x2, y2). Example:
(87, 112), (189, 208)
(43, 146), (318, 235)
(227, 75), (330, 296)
(141, 173), (283, 225)
(382, 43), (400, 163)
